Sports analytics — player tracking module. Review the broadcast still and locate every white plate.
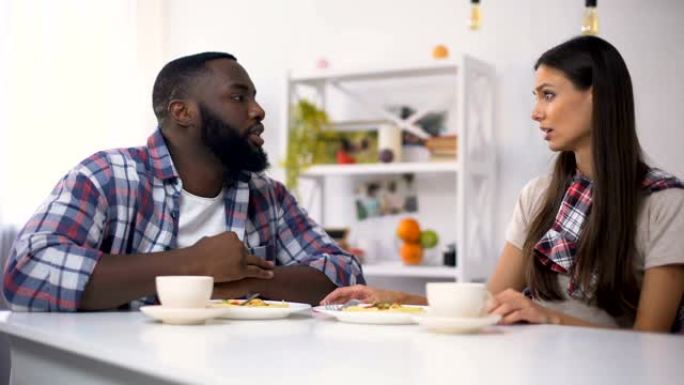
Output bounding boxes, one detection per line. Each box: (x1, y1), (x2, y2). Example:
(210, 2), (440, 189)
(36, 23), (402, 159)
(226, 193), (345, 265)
(210, 300), (311, 320)
(413, 314), (501, 333)
(140, 305), (228, 325)
(313, 305), (426, 325)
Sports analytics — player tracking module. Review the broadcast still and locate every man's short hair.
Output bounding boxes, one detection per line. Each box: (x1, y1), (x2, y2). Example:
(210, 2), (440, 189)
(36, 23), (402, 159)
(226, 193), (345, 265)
(152, 52), (237, 122)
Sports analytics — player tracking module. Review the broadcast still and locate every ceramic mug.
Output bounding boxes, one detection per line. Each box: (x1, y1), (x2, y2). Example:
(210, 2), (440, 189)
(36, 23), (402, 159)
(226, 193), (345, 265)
(426, 282), (492, 318)
(155, 276), (213, 308)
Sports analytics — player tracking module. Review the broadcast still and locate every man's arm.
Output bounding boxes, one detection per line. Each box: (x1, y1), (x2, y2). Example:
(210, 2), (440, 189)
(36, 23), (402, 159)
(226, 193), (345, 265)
(79, 249), (199, 310)
(213, 265), (337, 305)
(79, 232), (274, 310)
(270, 182), (365, 289)
(2, 163), (273, 311)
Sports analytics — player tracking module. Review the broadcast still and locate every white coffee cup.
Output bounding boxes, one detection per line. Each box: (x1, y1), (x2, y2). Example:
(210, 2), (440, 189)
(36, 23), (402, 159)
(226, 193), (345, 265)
(155, 276), (213, 308)
(426, 282), (492, 318)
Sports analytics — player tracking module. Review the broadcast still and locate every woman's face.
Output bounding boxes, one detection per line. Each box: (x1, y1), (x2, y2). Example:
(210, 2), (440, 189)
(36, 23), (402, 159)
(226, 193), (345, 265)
(531, 65), (593, 153)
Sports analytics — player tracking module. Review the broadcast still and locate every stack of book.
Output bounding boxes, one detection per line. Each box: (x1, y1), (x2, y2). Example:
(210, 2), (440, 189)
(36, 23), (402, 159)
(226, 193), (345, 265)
(425, 135), (458, 160)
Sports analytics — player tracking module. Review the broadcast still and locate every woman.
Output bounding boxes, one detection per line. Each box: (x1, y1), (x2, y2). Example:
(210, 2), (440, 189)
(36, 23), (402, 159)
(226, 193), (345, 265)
(321, 36), (684, 332)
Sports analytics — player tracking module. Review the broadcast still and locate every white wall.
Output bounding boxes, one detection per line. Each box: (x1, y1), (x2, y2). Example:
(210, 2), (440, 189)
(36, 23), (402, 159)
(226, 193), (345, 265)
(162, 0), (684, 275)
(0, 0), (165, 225)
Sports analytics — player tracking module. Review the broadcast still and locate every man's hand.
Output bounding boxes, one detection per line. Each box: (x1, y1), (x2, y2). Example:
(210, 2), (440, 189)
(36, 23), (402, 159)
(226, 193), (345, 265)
(192, 231), (274, 283)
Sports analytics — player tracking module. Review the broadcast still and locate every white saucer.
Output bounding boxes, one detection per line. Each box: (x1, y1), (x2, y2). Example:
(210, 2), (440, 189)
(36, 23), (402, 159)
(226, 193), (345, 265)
(140, 305), (228, 325)
(413, 314), (501, 334)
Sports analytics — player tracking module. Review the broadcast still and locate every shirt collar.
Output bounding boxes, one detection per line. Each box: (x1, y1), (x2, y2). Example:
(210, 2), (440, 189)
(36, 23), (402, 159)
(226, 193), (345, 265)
(146, 128), (179, 181)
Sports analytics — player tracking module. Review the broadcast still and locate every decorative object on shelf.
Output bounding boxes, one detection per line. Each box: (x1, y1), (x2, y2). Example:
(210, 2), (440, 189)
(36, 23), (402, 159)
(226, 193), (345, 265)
(324, 227), (349, 250)
(314, 129), (378, 165)
(356, 238), (380, 265)
(316, 57), (330, 69)
(284, 99), (329, 191)
(442, 243), (457, 266)
(581, 0), (599, 35)
(388, 105), (448, 138)
(378, 123), (402, 163)
(425, 134), (458, 160)
(420, 229), (439, 249)
(468, 0), (481, 31)
(396, 217), (421, 242)
(355, 175), (418, 220)
(336, 148), (356, 164)
(432, 44), (449, 59)
(400, 242), (423, 265)
(378, 149), (395, 163)
(397, 217), (424, 265)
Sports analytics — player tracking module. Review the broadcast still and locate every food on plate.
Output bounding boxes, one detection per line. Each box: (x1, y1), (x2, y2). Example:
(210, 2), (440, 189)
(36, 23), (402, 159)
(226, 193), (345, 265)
(343, 303), (423, 313)
(214, 298), (289, 308)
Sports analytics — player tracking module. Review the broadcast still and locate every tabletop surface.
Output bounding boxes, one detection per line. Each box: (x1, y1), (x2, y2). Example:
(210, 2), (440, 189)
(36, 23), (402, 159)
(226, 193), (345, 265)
(1, 310), (682, 385)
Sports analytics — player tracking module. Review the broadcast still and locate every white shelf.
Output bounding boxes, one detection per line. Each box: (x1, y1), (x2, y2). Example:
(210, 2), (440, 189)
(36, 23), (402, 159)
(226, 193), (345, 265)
(301, 161), (458, 177)
(290, 62), (459, 84)
(361, 261), (456, 279)
(284, 55), (497, 283)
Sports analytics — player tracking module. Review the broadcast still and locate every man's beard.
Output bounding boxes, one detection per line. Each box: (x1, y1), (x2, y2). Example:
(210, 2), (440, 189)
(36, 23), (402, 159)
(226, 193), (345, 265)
(199, 105), (269, 176)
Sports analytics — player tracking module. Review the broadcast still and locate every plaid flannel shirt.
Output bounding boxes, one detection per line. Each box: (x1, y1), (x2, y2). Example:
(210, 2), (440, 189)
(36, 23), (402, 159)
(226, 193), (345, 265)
(2, 129), (364, 311)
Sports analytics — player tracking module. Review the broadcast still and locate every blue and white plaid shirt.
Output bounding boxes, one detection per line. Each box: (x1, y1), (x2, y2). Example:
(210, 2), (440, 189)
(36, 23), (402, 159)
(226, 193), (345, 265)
(3, 129), (364, 311)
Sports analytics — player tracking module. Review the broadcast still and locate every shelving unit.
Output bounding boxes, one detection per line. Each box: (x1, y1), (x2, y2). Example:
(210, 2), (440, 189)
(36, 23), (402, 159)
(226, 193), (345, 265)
(282, 56), (496, 283)
(301, 161), (458, 177)
(360, 261), (457, 279)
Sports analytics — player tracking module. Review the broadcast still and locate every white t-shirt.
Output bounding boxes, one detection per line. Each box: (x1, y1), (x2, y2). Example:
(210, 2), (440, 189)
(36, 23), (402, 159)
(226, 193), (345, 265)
(505, 176), (684, 327)
(176, 189), (226, 249)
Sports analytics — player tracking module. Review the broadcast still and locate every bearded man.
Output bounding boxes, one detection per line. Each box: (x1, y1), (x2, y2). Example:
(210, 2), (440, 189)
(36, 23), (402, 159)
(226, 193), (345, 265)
(3, 52), (364, 311)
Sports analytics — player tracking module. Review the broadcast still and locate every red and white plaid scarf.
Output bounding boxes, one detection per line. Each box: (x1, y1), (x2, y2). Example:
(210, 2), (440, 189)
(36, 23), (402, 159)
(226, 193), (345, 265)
(534, 168), (684, 300)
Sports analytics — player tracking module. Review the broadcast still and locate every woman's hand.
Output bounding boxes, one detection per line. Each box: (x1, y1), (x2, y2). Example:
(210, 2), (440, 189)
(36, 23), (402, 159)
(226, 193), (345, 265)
(489, 288), (559, 325)
(320, 285), (411, 305)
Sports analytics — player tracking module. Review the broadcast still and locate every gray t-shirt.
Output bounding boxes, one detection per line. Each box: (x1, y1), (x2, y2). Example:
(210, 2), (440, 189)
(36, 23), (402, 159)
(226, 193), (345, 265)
(505, 176), (684, 327)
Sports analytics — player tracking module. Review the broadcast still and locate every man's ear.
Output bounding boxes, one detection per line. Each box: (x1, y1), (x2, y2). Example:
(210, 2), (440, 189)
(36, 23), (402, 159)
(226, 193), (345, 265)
(168, 99), (197, 127)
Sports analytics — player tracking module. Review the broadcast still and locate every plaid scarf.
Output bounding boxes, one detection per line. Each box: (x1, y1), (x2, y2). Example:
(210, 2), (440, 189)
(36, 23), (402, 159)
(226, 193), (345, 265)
(534, 168), (684, 296)
(533, 168), (684, 330)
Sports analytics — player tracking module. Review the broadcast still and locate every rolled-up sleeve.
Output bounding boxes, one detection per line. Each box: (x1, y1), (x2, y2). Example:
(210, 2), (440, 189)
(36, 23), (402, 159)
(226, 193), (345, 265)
(2, 166), (108, 311)
(273, 183), (365, 287)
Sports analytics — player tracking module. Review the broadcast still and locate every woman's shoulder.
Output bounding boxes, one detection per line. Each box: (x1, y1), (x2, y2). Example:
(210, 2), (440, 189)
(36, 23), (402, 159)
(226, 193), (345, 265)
(518, 175), (552, 201)
(637, 185), (684, 269)
(641, 186), (684, 221)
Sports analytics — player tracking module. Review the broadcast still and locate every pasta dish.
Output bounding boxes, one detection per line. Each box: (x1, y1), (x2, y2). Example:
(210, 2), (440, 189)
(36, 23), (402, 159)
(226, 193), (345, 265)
(214, 298), (289, 308)
(343, 303), (423, 313)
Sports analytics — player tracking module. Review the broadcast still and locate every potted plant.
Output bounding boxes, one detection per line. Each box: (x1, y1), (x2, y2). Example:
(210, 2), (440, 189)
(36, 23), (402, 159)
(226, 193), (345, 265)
(283, 99), (329, 192)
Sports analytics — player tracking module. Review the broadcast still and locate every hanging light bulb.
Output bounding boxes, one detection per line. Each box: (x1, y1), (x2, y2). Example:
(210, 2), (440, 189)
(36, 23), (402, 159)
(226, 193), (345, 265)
(468, 0), (481, 31)
(581, 0), (599, 35)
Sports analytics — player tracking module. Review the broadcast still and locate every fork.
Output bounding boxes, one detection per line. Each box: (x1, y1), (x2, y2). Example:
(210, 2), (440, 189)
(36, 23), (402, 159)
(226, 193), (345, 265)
(323, 299), (362, 311)
(240, 292), (261, 306)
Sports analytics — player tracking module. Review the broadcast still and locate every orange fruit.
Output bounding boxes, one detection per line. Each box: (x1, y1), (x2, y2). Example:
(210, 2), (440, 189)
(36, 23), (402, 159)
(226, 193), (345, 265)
(396, 218), (421, 243)
(432, 45), (449, 59)
(400, 242), (423, 265)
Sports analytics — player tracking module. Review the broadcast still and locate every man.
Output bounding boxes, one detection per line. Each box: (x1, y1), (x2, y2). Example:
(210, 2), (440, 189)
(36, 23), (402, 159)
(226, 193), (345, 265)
(2, 52), (364, 311)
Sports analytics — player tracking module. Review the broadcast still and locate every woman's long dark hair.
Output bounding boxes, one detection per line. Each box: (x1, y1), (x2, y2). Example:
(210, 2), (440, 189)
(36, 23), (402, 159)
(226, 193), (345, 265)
(524, 36), (647, 317)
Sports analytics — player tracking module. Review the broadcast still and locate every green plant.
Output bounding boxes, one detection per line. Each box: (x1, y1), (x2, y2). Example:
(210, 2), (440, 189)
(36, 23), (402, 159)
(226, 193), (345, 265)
(283, 99), (329, 192)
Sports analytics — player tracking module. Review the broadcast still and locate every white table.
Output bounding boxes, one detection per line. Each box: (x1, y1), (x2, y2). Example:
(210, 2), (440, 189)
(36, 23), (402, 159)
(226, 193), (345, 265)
(0, 310), (682, 385)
